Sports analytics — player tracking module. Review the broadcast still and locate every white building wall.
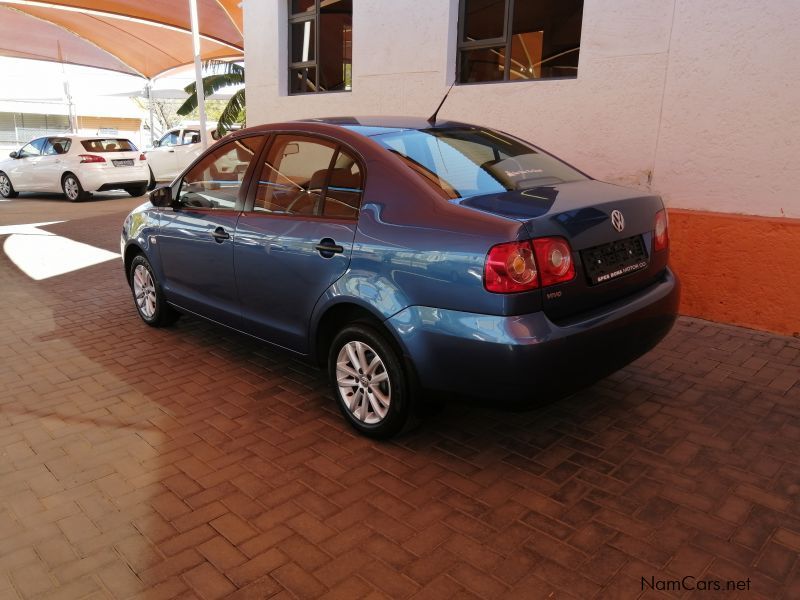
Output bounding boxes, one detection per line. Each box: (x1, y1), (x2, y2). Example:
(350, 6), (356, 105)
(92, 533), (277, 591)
(243, 0), (800, 218)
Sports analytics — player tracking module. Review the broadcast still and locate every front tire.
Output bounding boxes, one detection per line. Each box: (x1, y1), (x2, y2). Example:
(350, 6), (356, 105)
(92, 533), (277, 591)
(126, 184), (148, 197)
(62, 173), (88, 202)
(328, 324), (415, 439)
(129, 254), (179, 327)
(0, 172), (18, 198)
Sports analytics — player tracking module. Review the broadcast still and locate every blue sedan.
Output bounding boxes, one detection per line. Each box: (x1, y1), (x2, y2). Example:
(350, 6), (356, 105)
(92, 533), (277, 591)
(121, 117), (679, 438)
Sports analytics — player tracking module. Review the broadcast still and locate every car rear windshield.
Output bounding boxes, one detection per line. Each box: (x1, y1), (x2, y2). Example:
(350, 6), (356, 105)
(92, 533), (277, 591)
(372, 127), (587, 199)
(80, 139), (138, 152)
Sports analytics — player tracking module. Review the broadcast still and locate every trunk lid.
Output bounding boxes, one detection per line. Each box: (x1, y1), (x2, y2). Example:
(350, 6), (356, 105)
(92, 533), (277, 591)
(456, 180), (669, 321)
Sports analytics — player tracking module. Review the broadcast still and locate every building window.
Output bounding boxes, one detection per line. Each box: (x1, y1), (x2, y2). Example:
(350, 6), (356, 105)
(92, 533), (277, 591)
(457, 0), (583, 84)
(288, 0), (352, 94)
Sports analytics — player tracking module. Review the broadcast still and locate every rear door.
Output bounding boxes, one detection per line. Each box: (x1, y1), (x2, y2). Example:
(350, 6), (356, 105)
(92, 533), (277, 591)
(157, 135), (265, 326)
(234, 134), (364, 352)
(39, 137), (73, 192)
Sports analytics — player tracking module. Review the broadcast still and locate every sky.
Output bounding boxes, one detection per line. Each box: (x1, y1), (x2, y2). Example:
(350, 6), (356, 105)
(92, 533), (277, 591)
(0, 57), (234, 102)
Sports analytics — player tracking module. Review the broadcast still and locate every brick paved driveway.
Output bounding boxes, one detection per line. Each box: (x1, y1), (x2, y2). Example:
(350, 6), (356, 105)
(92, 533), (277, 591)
(1, 196), (799, 599)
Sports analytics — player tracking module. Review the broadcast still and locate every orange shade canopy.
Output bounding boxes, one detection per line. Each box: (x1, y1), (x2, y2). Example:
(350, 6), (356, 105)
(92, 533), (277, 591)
(0, 0), (243, 78)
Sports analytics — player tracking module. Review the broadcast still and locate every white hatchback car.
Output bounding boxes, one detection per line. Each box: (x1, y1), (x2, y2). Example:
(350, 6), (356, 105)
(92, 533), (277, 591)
(0, 135), (150, 201)
(145, 126), (223, 186)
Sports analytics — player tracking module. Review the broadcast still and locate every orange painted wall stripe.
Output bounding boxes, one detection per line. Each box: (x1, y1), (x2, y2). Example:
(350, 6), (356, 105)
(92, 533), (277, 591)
(668, 209), (800, 337)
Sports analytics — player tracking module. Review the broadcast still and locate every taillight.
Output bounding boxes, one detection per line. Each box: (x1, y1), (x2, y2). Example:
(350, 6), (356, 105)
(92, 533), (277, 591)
(653, 209), (669, 251)
(485, 241), (539, 293)
(484, 237), (575, 293)
(139, 153), (146, 161)
(533, 237), (575, 287)
(79, 154), (105, 163)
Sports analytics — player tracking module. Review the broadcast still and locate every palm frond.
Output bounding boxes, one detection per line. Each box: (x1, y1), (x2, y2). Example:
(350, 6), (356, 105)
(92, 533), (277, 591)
(177, 60), (245, 116)
(216, 89), (246, 135)
(177, 73), (245, 115)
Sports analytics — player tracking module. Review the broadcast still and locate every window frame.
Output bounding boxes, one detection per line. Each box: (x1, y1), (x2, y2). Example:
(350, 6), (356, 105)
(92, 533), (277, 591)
(244, 131), (366, 222)
(287, 0), (352, 96)
(456, 0), (581, 85)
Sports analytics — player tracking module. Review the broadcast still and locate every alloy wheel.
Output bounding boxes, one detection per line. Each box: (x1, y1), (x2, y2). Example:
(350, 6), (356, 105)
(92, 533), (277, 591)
(336, 340), (391, 424)
(132, 264), (157, 319)
(64, 177), (79, 201)
(0, 175), (10, 197)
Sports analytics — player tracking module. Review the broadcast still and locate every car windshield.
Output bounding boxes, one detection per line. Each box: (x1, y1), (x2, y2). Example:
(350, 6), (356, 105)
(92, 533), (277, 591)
(80, 139), (138, 152)
(372, 127), (587, 199)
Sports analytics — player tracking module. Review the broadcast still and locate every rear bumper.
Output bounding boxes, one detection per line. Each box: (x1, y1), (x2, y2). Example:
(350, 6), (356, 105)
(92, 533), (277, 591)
(97, 180), (148, 191)
(387, 268), (680, 404)
(80, 165), (149, 192)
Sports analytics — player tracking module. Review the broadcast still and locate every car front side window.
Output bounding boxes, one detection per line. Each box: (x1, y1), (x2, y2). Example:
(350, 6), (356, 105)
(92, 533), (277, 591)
(177, 136), (262, 210)
(159, 131), (180, 147)
(19, 138), (45, 157)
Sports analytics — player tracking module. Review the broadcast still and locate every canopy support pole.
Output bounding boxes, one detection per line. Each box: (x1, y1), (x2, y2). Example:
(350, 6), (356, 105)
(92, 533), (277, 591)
(147, 80), (155, 146)
(189, 0), (208, 150)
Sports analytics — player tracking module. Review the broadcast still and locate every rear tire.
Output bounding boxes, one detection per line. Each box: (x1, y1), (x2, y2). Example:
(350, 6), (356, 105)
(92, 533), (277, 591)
(126, 184), (148, 197)
(328, 324), (417, 439)
(128, 254), (179, 327)
(62, 173), (88, 202)
(0, 172), (18, 198)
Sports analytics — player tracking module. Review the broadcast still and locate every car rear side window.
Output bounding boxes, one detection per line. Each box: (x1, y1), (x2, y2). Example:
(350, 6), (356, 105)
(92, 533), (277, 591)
(177, 136), (262, 210)
(44, 138), (71, 155)
(253, 135), (363, 219)
(374, 127), (586, 199)
(81, 139), (138, 152)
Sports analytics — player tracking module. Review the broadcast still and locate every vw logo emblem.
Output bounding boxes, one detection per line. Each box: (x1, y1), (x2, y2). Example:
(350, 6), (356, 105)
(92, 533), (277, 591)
(611, 210), (625, 232)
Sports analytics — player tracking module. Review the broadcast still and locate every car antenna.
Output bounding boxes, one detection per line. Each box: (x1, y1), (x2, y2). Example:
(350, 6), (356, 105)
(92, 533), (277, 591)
(427, 81), (456, 126)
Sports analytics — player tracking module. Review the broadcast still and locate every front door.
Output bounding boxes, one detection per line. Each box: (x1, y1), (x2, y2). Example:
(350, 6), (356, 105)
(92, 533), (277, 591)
(8, 138), (47, 191)
(147, 130), (181, 181)
(157, 135), (264, 327)
(234, 134), (365, 352)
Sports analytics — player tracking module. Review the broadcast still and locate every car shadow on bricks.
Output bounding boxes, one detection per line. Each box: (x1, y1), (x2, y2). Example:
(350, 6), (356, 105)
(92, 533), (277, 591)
(2, 219), (800, 598)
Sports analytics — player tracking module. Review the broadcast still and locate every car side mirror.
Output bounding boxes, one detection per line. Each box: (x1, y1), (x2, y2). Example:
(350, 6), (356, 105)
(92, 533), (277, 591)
(152, 140), (160, 148)
(9, 151), (18, 159)
(149, 185), (173, 207)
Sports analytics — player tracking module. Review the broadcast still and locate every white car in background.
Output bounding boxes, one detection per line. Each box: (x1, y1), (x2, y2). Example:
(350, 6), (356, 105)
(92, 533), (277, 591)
(145, 126), (224, 186)
(0, 135), (149, 201)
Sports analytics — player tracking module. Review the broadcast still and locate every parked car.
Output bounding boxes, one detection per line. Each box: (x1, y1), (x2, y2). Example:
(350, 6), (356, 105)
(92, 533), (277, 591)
(121, 117), (680, 438)
(0, 135), (149, 201)
(145, 126), (224, 186)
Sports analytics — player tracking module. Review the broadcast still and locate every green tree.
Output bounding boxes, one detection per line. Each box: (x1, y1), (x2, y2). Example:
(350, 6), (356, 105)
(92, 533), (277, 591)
(177, 60), (245, 136)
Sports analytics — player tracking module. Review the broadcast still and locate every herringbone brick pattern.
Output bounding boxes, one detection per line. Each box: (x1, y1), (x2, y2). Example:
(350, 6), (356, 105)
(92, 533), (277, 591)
(1, 199), (798, 599)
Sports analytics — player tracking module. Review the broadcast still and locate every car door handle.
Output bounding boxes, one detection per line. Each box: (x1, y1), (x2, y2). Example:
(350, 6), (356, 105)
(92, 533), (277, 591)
(315, 238), (344, 257)
(167, 149), (175, 153)
(212, 227), (230, 243)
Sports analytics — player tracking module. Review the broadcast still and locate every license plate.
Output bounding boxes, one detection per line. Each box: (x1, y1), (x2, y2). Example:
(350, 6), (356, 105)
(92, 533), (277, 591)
(581, 235), (649, 285)
(112, 159), (134, 167)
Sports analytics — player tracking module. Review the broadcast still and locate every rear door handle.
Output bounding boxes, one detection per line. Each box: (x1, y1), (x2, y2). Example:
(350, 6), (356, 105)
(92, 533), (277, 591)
(315, 238), (344, 258)
(212, 227), (230, 243)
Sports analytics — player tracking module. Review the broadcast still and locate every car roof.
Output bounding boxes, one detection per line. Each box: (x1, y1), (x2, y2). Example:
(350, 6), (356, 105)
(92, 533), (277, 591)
(32, 134), (133, 140)
(293, 116), (476, 137)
